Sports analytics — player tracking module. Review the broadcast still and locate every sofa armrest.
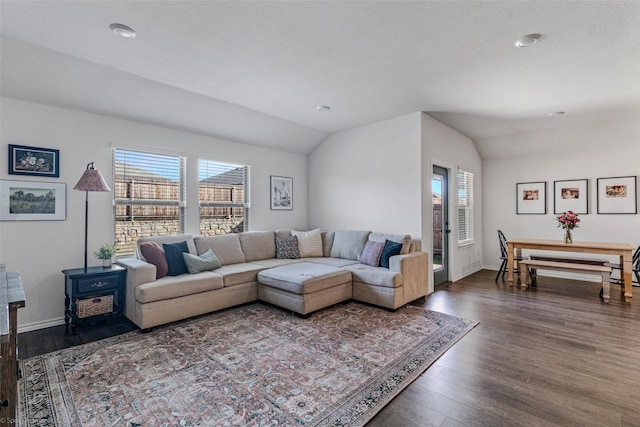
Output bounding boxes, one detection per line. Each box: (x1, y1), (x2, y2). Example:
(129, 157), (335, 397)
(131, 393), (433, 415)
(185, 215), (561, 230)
(116, 257), (157, 287)
(389, 251), (429, 303)
(116, 257), (157, 327)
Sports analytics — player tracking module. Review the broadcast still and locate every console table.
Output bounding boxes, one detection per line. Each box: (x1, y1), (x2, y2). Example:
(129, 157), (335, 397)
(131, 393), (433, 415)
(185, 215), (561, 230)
(0, 270), (26, 426)
(507, 238), (634, 302)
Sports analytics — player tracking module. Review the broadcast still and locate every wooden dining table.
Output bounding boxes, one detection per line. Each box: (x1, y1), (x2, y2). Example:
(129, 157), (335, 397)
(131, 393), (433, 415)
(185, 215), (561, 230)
(507, 238), (635, 302)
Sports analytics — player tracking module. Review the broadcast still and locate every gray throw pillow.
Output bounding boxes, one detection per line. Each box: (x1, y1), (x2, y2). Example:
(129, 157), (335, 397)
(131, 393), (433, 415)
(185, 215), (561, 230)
(182, 248), (221, 274)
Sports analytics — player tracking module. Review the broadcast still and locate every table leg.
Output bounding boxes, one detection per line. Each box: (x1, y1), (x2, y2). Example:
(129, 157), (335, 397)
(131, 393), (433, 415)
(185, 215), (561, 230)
(520, 266), (528, 290)
(602, 271), (610, 303)
(507, 242), (515, 285)
(622, 251), (633, 303)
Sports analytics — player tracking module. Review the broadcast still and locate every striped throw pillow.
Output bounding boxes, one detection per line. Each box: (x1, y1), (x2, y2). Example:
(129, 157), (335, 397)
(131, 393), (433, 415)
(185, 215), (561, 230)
(359, 240), (385, 267)
(291, 228), (323, 258)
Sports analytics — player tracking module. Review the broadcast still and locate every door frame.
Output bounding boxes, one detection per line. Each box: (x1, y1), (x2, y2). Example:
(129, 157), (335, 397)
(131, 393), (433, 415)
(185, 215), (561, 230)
(432, 165), (449, 286)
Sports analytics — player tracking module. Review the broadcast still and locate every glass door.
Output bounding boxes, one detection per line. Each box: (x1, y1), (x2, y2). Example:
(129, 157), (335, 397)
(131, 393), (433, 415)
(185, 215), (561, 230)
(432, 165), (449, 286)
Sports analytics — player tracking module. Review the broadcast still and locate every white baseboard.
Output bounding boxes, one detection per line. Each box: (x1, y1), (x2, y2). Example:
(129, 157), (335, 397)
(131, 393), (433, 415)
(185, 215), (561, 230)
(452, 265), (484, 282)
(18, 317), (66, 334)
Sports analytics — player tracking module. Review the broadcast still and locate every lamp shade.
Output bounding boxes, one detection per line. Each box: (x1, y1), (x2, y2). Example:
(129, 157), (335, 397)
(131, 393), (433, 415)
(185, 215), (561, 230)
(73, 162), (111, 192)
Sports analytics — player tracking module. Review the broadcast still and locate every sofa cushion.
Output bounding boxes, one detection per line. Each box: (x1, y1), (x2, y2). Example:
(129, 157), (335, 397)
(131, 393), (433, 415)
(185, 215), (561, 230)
(137, 234), (197, 260)
(305, 257), (359, 267)
(239, 231), (276, 261)
(292, 228), (323, 258)
(360, 240), (385, 267)
(163, 241), (189, 276)
(250, 258), (306, 268)
(379, 240), (403, 269)
(276, 229), (292, 239)
(139, 241), (168, 279)
(183, 248), (221, 274)
(343, 264), (403, 288)
(135, 271), (224, 303)
(215, 263), (266, 287)
(330, 230), (371, 260)
(321, 231), (335, 257)
(276, 235), (300, 259)
(257, 262), (352, 295)
(194, 234), (245, 265)
(369, 232), (412, 255)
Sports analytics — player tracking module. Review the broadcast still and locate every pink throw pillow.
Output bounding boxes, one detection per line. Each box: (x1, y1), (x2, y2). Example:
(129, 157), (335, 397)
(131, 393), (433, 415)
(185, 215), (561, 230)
(139, 241), (169, 279)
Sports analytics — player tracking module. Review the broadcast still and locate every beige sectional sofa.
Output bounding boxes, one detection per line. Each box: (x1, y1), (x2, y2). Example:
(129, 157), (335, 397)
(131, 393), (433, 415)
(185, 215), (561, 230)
(116, 229), (429, 329)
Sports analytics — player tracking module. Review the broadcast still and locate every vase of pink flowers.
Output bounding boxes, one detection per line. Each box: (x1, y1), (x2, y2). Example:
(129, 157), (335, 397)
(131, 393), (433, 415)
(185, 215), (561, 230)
(556, 211), (580, 244)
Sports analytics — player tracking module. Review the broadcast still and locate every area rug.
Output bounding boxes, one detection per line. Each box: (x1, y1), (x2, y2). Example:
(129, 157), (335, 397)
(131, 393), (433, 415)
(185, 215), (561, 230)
(19, 302), (478, 426)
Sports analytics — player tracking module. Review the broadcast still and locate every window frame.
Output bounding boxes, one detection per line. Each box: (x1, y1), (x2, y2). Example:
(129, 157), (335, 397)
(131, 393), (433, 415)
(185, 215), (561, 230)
(457, 168), (474, 246)
(198, 158), (250, 236)
(113, 147), (186, 257)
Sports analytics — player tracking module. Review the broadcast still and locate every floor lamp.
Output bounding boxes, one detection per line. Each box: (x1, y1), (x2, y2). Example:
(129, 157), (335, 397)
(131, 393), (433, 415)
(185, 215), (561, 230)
(73, 162), (111, 271)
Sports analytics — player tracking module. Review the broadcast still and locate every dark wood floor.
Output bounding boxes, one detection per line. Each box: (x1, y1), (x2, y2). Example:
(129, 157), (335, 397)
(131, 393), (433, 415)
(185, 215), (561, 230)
(19, 270), (640, 426)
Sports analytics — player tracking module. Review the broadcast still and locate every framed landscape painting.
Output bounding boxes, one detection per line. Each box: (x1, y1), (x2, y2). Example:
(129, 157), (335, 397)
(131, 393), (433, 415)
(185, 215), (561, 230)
(597, 176), (637, 214)
(8, 144), (60, 177)
(270, 176), (293, 210)
(0, 180), (66, 221)
(516, 181), (547, 214)
(554, 179), (588, 214)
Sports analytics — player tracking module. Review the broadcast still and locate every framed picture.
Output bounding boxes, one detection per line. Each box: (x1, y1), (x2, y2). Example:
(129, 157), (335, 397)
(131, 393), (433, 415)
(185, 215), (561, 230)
(270, 176), (293, 210)
(554, 179), (588, 214)
(0, 180), (66, 221)
(8, 144), (60, 177)
(516, 181), (547, 214)
(597, 176), (637, 214)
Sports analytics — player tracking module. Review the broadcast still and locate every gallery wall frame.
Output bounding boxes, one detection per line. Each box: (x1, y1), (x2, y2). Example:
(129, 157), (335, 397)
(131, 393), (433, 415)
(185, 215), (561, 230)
(597, 176), (637, 214)
(516, 181), (547, 214)
(270, 175), (293, 210)
(8, 144), (60, 177)
(554, 179), (588, 214)
(0, 179), (67, 221)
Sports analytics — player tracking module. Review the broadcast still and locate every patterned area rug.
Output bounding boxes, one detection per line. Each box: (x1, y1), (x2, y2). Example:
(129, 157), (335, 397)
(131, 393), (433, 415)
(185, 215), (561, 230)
(19, 302), (478, 426)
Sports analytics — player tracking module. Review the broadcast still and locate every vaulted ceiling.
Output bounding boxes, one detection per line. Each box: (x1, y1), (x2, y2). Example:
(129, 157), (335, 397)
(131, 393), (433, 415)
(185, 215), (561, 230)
(2, 1), (639, 156)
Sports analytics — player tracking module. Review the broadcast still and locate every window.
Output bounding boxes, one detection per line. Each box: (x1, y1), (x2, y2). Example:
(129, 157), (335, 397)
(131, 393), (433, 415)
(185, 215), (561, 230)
(198, 159), (249, 236)
(457, 168), (474, 245)
(113, 148), (186, 257)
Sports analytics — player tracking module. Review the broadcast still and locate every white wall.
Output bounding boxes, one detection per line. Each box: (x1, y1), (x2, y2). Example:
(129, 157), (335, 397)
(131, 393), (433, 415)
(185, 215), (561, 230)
(0, 97), (309, 330)
(421, 113), (483, 284)
(308, 112), (484, 294)
(482, 115), (640, 276)
(308, 112), (422, 236)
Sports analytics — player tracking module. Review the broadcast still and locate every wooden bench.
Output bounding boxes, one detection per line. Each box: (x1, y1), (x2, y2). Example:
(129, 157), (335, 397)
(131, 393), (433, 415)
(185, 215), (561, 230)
(527, 254), (609, 282)
(518, 259), (612, 302)
(528, 254), (609, 265)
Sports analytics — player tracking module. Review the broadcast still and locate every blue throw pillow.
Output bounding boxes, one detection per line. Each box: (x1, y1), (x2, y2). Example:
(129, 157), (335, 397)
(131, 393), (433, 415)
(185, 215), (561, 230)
(163, 241), (190, 276)
(379, 240), (403, 269)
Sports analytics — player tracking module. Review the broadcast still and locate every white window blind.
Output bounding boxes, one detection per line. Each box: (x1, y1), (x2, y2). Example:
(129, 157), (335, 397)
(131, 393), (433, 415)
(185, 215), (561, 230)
(113, 148), (186, 257)
(457, 168), (474, 245)
(198, 159), (249, 236)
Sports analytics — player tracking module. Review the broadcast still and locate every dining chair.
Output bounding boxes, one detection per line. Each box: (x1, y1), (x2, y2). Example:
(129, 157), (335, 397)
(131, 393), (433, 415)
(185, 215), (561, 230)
(605, 245), (640, 286)
(496, 229), (525, 281)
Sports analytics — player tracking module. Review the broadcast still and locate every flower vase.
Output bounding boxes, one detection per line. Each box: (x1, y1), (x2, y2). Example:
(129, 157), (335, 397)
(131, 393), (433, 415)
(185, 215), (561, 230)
(103, 258), (112, 268)
(564, 229), (573, 244)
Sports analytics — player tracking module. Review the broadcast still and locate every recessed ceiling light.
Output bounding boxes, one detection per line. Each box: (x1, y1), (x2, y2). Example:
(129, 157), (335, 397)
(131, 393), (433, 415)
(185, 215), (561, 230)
(317, 105), (331, 112)
(549, 111), (566, 118)
(109, 23), (137, 39)
(514, 33), (541, 48)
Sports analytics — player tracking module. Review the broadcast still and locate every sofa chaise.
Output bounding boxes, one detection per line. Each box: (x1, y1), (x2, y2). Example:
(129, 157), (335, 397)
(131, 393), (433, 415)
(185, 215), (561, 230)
(116, 229), (429, 329)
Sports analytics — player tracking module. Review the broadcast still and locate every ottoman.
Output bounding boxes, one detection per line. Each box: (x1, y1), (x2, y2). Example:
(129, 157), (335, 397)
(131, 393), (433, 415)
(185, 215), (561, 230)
(257, 262), (352, 316)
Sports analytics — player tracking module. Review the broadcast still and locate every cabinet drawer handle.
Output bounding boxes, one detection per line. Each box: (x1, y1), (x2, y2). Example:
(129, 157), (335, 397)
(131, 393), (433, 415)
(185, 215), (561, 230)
(91, 281), (109, 288)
